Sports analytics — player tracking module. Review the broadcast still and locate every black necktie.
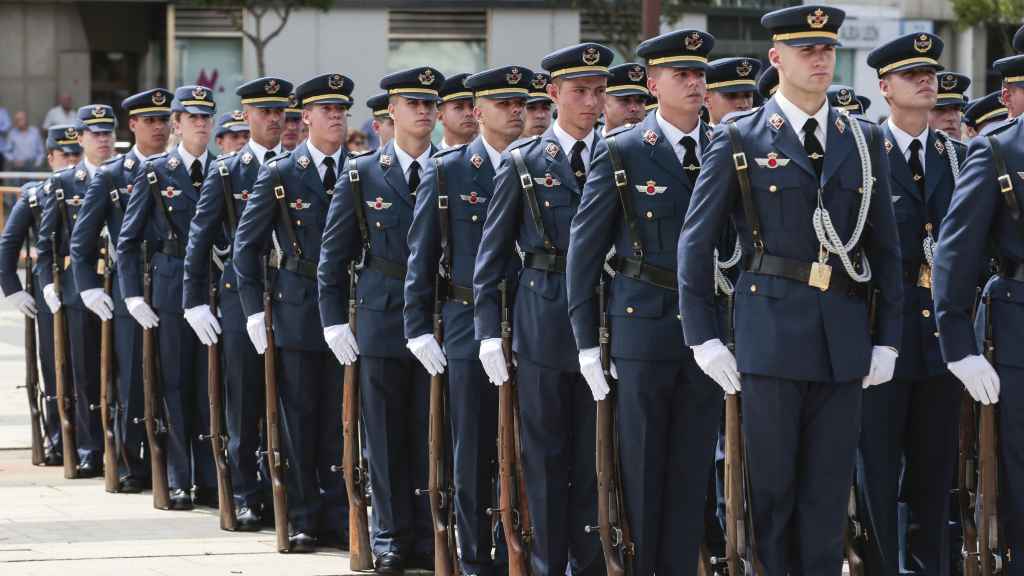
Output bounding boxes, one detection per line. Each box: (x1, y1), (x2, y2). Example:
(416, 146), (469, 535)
(409, 160), (421, 195)
(680, 136), (700, 186)
(908, 139), (925, 196)
(570, 140), (587, 189)
(190, 159), (204, 193)
(803, 118), (824, 179)
(264, 150), (275, 164)
(322, 156), (337, 192)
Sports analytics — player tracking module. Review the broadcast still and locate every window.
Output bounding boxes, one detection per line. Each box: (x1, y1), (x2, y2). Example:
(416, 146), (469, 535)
(834, 49), (855, 87)
(176, 37), (245, 115)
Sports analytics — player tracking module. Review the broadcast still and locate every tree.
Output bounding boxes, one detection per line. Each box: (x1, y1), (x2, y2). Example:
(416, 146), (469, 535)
(951, 0), (1024, 55)
(191, 0), (333, 76)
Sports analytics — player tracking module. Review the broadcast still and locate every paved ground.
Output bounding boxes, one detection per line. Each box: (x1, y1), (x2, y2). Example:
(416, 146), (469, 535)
(0, 303), (371, 576)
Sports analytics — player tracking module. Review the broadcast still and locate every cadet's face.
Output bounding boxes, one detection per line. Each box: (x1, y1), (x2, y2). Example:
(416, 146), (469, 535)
(771, 43), (835, 95)
(1002, 85), (1024, 118)
(303, 103), (348, 148)
(129, 115), (170, 153)
(281, 117), (302, 149)
(649, 67), (706, 117)
(389, 96), (438, 140)
(929, 107), (962, 137)
(881, 68), (937, 111)
(603, 95), (646, 130)
(476, 97), (525, 141)
(244, 106), (284, 146)
(524, 101), (553, 136)
(47, 150), (78, 171)
(440, 99), (478, 140)
(217, 131), (250, 154)
(175, 112), (213, 150)
(79, 130), (114, 162)
(373, 118), (395, 146)
(549, 77), (606, 135)
(705, 91), (754, 123)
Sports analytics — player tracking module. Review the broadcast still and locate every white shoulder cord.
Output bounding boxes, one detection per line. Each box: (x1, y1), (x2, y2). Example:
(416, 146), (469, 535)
(714, 239), (742, 295)
(922, 132), (959, 267)
(811, 110), (873, 283)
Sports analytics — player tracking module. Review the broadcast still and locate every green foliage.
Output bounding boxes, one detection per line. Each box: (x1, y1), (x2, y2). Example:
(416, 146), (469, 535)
(951, 0), (1024, 54)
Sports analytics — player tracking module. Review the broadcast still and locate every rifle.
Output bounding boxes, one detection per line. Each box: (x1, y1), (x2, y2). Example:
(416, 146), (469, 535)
(958, 391), (980, 576)
(339, 261), (372, 568)
(978, 295), (1006, 576)
(495, 279), (531, 575)
(99, 244), (119, 492)
(587, 279), (634, 575)
(262, 257), (290, 552)
(201, 257), (236, 530)
(21, 235), (45, 465)
(52, 233), (78, 478)
(418, 275), (459, 574)
(139, 241), (170, 508)
(845, 486), (868, 576)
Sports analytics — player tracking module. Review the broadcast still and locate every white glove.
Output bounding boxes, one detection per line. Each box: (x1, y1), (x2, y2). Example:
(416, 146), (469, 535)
(6, 290), (37, 318)
(80, 288), (113, 321)
(246, 312), (268, 355)
(579, 347), (616, 401)
(862, 346), (898, 389)
(479, 337), (509, 386)
(43, 283), (60, 313)
(948, 354), (1000, 405)
(125, 297), (159, 329)
(184, 304), (222, 346)
(692, 338), (741, 395)
(407, 333), (446, 376)
(324, 324), (359, 365)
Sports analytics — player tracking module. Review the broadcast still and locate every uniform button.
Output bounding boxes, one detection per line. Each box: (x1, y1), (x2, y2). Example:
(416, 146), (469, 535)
(277, 292), (283, 299)
(529, 280), (534, 287)
(645, 210), (654, 219)
(72, 214), (77, 219)
(769, 185), (777, 193)
(225, 283), (231, 289)
(544, 200), (551, 208)
(471, 214), (479, 222)
(933, 331), (940, 338)
(750, 284), (757, 293)
(676, 314), (682, 320)
(922, 309), (931, 318)
(376, 221), (382, 228)
(168, 206), (173, 212)
(626, 306), (635, 314)
(296, 219), (302, 226)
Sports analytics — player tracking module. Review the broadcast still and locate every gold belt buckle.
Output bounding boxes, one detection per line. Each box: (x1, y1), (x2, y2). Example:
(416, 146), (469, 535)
(809, 261), (832, 291)
(917, 263), (932, 289)
(63, 256), (71, 270)
(96, 258), (106, 275)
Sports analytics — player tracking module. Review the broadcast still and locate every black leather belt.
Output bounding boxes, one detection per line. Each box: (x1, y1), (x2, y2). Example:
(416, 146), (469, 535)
(748, 252), (867, 298)
(447, 282), (474, 304)
(523, 251), (566, 274)
(609, 255), (677, 291)
(270, 253), (317, 279)
(999, 259), (1024, 282)
(364, 254), (407, 280)
(156, 240), (185, 259)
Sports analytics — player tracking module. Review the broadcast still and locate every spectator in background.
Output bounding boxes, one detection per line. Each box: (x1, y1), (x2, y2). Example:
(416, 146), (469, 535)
(0, 104), (10, 171)
(42, 94), (77, 130)
(346, 128), (368, 154)
(7, 111), (45, 170)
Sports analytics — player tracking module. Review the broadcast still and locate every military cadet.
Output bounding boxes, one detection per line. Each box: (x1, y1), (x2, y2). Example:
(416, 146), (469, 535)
(757, 65), (779, 102)
(566, 29), (721, 574)
(438, 73), (478, 149)
(233, 73), (354, 552)
(215, 110), (250, 154)
(0, 124), (82, 466)
(117, 85), (217, 510)
(827, 84), (864, 115)
(318, 66), (442, 573)
(474, 42), (614, 576)
(645, 94), (659, 114)
(602, 63), (648, 135)
(930, 72), (970, 138)
(71, 89), (173, 492)
(963, 92), (1008, 138)
(855, 33), (966, 576)
(995, 54), (1024, 122)
(704, 57), (762, 124)
(677, 6), (904, 572)
(858, 95), (873, 115)
(404, 64), (532, 575)
(183, 77), (293, 531)
(524, 71), (554, 137)
(367, 93), (395, 148)
(37, 104), (121, 478)
(932, 68), (1024, 576)
(282, 93), (303, 151)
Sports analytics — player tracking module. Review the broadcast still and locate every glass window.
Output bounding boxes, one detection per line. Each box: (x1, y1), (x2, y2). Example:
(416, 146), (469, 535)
(176, 37), (245, 115)
(834, 49), (855, 86)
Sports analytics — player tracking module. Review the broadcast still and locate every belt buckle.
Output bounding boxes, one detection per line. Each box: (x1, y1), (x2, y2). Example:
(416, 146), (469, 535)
(917, 263), (932, 289)
(808, 261), (831, 292)
(63, 256), (71, 270)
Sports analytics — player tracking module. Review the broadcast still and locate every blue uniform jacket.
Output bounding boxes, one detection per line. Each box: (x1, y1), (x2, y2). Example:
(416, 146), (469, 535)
(37, 162), (96, 309)
(0, 182), (45, 296)
(233, 141), (333, 352)
(473, 125), (598, 372)
(404, 138), (508, 360)
(318, 140), (435, 358)
(567, 115), (710, 360)
(71, 150), (148, 318)
(677, 98), (903, 383)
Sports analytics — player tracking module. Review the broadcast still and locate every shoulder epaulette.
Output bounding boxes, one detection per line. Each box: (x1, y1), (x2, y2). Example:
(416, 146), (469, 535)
(606, 123), (637, 138)
(146, 152), (169, 163)
(101, 154), (124, 166)
(981, 117), (1016, 137)
(508, 135), (541, 151)
(348, 148), (375, 159)
(216, 150), (237, 160)
(433, 144), (466, 158)
(54, 166), (73, 175)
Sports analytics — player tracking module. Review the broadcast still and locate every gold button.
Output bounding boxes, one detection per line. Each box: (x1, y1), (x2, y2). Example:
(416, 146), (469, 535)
(933, 331), (940, 338)
(529, 280), (534, 287)
(750, 284), (757, 293)
(168, 206), (173, 212)
(72, 214), (77, 219)
(646, 210), (654, 219)
(225, 283), (231, 289)
(296, 219), (302, 226)
(544, 200), (550, 208)
(676, 314), (682, 320)
(626, 306), (635, 314)
(376, 221), (382, 228)
(471, 214), (479, 222)
(769, 185), (777, 193)
(922, 309), (931, 318)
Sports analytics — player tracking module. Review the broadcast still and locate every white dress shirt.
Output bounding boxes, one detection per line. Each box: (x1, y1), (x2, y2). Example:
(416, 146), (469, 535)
(887, 118), (928, 173)
(655, 109), (703, 166)
(246, 139), (283, 167)
(177, 143), (209, 174)
(83, 159), (99, 180)
(480, 135), (504, 170)
(393, 141), (432, 184)
(774, 90), (829, 150)
(552, 120), (596, 173)
(306, 140), (344, 183)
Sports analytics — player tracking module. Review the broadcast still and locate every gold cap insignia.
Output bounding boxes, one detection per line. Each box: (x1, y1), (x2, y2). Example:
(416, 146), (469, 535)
(506, 67), (522, 85)
(328, 74), (344, 90)
(837, 89), (852, 106)
(685, 32), (703, 51)
(582, 47), (600, 66)
(265, 79), (280, 94)
(628, 66), (645, 82)
(737, 60), (753, 78)
(152, 92), (167, 106)
(232, 110), (245, 121)
(192, 87), (208, 100)
(940, 74), (957, 91)
(418, 69), (436, 86)
(914, 34), (933, 54)
(64, 127), (78, 139)
(531, 74), (548, 90)
(91, 106), (106, 118)
(807, 8), (829, 29)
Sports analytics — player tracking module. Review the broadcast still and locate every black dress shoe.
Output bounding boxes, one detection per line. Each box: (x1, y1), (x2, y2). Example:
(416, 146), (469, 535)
(409, 554), (434, 571)
(43, 450), (62, 467)
(168, 489), (193, 511)
(235, 506), (261, 531)
(118, 477), (143, 493)
(289, 532), (316, 553)
(193, 487), (220, 509)
(375, 552), (404, 574)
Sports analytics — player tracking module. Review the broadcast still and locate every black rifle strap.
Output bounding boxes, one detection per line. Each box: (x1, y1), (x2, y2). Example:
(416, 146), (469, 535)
(144, 167), (182, 242)
(988, 135), (1020, 221)
(605, 135), (644, 258)
(726, 122), (763, 254)
(435, 156), (453, 279)
(270, 161), (304, 259)
(511, 147), (556, 253)
(348, 157), (370, 251)
(103, 167), (126, 215)
(217, 159), (239, 237)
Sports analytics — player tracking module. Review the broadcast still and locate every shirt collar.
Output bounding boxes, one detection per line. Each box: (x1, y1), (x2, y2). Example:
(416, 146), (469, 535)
(552, 119), (595, 159)
(306, 140), (343, 170)
(655, 109), (702, 150)
(886, 118), (928, 158)
(479, 134), (504, 170)
(130, 145), (152, 162)
(176, 143), (209, 171)
(393, 141), (431, 179)
(774, 89), (829, 147)
(247, 139), (282, 166)
(83, 159), (99, 179)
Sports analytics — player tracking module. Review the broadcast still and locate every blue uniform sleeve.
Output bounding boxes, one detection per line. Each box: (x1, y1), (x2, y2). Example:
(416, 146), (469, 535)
(0, 187), (33, 296)
(116, 167), (155, 299)
(316, 157), (360, 328)
(934, 136), (1000, 362)
(861, 125), (903, 350)
(473, 149), (523, 341)
(70, 167), (110, 294)
(36, 176), (60, 288)
(232, 163), (276, 318)
(567, 138), (618, 351)
(183, 159), (227, 310)
(403, 155), (441, 340)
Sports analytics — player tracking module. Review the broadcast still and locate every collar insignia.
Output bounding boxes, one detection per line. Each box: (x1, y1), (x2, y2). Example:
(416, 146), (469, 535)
(297, 155), (310, 169)
(380, 154), (393, 168)
(241, 152), (253, 165)
(75, 169), (87, 181)
(936, 139), (946, 155)
(768, 113), (785, 131)
(643, 129), (658, 146)
(544, 143), (560, 159)
(835, 117), (846, 134)
(168, 156), (180, 170)
(470, 154), (483, 169)
(124, 158), (135, 171)
(884, 139), (894, 154)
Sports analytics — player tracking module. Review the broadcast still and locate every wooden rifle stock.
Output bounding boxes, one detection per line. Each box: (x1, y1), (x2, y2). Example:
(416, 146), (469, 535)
(100, 248), (119, 492)
(204, 258), (236, 531)
(959, 391), (980, 576)
(263, 259), (289, 552)
(52, 233), (78, 478)
(22, 237), (45, 465)
(978, 295), (1005, 576)
(140, 241), (169, 508)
